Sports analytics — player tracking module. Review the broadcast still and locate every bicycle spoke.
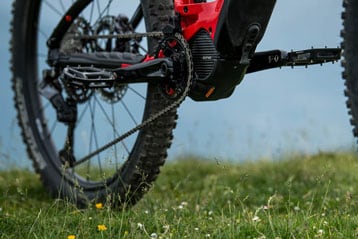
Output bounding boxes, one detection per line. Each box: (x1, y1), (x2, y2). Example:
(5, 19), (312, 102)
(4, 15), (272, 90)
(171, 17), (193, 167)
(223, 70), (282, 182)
(44, 0), (63, 17)
(77, 102), (91, 125)
(93, 0), (114, 26)
(47, 120), (58, 140)
(120, 100), (138, 126)
(93, 96), (122, 137)
(89, 1), (95, 25)
(111, 103), (119, 169)
(38, 28), (49, 41)
(86, 156), (91, 181)
(59, 0), (66, 13)
(128, 86), (146, 100)
(13, 0), (178, 208)
(96, 0), (102, 18)
(92, 95), (131, 157)
(137, 42), (148, 54)
(88, 97), (103, 174)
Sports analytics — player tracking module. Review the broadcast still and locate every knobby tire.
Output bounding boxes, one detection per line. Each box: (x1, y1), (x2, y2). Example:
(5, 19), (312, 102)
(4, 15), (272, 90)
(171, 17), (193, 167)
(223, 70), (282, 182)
(10, 0), (176, 207)
(342, 0), (358, 143)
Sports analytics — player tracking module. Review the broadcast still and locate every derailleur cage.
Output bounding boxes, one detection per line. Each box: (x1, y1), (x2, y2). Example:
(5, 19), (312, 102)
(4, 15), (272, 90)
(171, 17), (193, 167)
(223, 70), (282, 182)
(39, 69), (78, 124)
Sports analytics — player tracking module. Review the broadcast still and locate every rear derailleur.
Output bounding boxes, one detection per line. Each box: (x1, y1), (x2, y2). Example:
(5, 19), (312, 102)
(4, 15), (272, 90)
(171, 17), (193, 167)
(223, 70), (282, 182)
(39, 69), (77, 124)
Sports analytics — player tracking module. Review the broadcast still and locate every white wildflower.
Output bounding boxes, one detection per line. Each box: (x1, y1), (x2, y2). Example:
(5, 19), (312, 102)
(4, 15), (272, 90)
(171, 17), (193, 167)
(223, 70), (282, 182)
(178, 201), (188, 209)
(181, 201), (188, 206)
(137, 223), (144, 230)
(150, 233), (158, 239)
(252, 216), (261, 222)
(163, 225), (170, 234)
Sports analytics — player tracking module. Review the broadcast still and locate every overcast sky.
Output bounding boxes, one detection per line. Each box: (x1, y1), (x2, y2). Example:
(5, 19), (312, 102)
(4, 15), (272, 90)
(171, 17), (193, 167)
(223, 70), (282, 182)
(0, 1), (354, 169)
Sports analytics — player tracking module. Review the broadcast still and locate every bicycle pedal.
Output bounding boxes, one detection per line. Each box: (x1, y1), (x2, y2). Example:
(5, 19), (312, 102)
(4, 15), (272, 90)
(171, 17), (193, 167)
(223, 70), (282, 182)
(247, 47), (341, 73)
(62, 66), (116, 88)
(286, 48), (341, 66)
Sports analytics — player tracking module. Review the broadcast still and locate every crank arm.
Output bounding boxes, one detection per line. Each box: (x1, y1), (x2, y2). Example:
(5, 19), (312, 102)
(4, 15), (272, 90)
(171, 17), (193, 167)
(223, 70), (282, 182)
(113, 58), (174, 83)
(247, 48), (341, 73)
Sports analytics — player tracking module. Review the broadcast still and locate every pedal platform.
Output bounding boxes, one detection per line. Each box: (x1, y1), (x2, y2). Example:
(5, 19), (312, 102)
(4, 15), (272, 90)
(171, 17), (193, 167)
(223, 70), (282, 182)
(247, 48), (342, 73)
(62, 66), (117, 88)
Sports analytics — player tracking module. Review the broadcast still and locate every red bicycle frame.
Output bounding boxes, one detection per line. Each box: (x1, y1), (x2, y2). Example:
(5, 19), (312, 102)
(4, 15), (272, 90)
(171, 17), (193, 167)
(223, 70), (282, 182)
(173, 0), (276, 101)
(46, 0), (339, 102)
(174, 0), (224, 41)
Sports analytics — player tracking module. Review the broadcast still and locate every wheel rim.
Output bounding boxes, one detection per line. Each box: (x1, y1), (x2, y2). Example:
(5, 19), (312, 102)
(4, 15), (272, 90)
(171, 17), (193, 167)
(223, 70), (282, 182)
(31, 0), (149, 187)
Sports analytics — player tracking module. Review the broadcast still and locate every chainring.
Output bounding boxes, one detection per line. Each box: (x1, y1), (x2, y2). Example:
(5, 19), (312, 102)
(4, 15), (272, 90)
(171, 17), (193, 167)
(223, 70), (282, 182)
(157, 34), (192, 100)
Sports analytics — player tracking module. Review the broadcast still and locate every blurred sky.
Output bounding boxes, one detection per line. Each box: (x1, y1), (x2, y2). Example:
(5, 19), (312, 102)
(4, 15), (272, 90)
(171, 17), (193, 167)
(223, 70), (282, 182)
(0, 1), (355, 169)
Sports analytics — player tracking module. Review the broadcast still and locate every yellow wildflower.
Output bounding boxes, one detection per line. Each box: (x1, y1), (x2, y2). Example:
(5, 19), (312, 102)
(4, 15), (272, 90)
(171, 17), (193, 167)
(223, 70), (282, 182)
(97, 224), (108, 231)
(67, 235), (76, 239)
(95, 203), (103, 209)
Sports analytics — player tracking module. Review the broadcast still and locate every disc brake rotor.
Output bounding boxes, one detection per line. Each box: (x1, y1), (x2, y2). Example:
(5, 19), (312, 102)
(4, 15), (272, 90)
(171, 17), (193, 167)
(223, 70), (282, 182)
(94, 14), (137, 103)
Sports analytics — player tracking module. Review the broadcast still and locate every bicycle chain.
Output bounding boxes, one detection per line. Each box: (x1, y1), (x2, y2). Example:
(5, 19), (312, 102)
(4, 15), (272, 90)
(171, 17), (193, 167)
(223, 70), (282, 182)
(81, 31), (165, 40)
(73, 32), (193, 166)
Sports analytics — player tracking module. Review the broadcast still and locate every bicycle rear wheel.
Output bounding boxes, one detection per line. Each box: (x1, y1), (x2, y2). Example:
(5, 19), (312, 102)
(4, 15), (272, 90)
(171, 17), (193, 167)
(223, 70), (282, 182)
(342, 0), (358, 143)
(11, 0), (175, 207)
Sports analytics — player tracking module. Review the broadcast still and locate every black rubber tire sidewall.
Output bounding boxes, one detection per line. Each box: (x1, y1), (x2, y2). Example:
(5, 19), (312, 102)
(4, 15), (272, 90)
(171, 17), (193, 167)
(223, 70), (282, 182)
(343, 0), (358, 140)
(11, 0), (175, 207)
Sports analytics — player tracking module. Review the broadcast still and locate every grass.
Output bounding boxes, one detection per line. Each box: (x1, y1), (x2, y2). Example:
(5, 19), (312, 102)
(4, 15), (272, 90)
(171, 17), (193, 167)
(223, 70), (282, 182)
(1, 152), (358, 238)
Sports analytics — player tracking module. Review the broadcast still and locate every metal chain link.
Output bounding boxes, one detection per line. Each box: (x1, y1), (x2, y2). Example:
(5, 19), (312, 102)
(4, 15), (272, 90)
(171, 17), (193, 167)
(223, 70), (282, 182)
(81, 31), (165, 40)
(73, 32), (193, 166)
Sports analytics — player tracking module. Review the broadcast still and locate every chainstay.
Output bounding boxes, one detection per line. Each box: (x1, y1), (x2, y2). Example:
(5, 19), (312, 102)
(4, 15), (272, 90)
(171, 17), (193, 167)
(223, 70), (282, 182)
(73, 32), (193, 167)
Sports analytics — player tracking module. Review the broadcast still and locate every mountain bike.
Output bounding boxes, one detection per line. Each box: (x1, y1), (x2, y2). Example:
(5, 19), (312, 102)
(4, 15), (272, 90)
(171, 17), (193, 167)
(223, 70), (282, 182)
(10, 0), (356, 208)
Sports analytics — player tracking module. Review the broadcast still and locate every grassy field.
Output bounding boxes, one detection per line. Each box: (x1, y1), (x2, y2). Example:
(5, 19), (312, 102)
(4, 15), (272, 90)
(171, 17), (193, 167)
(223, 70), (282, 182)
(1, 152), (358, 238)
